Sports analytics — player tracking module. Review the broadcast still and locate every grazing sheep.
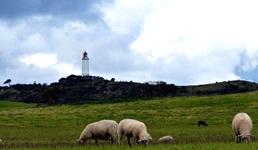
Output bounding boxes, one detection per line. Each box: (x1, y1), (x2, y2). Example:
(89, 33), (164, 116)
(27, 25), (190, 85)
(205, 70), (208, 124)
(158, 135), (173, 144)
(198, 120), (208, 127)
(232, 112), (253, 143)
(118, 119), (152, 146)
(77, 120), (118, 145)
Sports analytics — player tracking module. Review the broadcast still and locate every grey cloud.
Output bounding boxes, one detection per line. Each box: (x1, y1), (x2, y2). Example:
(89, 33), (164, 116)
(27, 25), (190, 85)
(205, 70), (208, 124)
(0, 0), (114, 23)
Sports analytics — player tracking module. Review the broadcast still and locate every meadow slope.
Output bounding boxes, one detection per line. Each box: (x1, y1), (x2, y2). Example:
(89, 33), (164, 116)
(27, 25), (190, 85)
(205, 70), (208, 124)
(1, 91), (258, 149)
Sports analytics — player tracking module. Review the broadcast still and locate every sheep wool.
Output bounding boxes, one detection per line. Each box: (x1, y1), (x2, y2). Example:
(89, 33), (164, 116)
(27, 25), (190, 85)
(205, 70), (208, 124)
(77, 120), (118, 145)
(232, 112), (253, 143)
(118, 119), (152, 146)
(158, 135), (174, 143)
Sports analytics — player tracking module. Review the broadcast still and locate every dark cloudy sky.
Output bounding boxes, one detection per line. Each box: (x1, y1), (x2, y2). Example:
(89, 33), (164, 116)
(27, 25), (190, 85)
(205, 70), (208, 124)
(1, 0), (258, 85)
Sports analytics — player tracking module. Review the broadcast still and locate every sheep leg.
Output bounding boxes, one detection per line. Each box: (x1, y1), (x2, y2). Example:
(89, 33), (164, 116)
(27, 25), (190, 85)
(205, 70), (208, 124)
(94, 139), (98, 145)
(235, 132), (240, 143)
(127, 137), (132, 146)
(118, 134), (123, 145)
(236, 135), (241, 143)
(111, 136), (116, 144)
(235, 136), (238, 143)
(135, 138), (140, 146)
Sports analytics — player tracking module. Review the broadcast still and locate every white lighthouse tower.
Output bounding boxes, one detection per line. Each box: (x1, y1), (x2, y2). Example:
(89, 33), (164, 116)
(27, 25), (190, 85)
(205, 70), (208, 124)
(82, 51), (89, 76)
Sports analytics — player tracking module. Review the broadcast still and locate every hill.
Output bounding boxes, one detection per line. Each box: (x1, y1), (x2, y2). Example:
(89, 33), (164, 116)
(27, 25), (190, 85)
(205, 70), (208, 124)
(177, 80), (258, 95)
(0, 74), (258, 105)
(1, 91), (258, 149)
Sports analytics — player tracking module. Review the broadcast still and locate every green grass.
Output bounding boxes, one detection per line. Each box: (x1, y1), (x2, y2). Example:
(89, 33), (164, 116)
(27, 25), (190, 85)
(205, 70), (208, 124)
(1, 91), (258, 149)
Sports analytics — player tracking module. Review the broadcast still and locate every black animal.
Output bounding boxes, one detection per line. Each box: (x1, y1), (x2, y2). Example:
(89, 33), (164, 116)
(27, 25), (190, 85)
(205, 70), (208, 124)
(198, 120), (208, 127)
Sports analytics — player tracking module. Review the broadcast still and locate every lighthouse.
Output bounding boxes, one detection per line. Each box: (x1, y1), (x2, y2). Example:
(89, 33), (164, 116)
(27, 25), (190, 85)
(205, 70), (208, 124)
(82, 51), (89, 76)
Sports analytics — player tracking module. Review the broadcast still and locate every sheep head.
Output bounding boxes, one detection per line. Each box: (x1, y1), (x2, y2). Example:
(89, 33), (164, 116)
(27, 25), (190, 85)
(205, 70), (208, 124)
(76, 139), (86, 144)
(138, 136), (152, 146)
(238, 134), (251, 143)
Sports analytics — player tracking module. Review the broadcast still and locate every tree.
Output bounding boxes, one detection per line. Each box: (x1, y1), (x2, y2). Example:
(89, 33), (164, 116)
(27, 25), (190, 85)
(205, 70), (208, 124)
(111, 78), (115, 82)
(3, 79), (11, 86)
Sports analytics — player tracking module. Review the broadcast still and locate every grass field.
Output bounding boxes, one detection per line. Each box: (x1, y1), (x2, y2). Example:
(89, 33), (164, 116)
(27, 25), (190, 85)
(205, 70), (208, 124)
(1, 91), (258, 149)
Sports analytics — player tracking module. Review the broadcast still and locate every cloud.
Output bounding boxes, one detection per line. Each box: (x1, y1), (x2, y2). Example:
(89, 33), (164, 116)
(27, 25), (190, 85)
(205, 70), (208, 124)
(127, 0), (258, 84)
(0, 0), (113, 24)
(1, 0), (258, 85)
(19, 53), (80, 83)
(102, 0), (150, 34)
(20, 53), (57, 68)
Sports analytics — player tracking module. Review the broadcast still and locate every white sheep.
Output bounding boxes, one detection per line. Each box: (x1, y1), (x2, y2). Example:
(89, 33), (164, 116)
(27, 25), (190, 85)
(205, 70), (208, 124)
(77, 119), (118, 145)
(158, 135), (173, 143)
(232, 112), (253, 143)
(118, 119), (152, 146)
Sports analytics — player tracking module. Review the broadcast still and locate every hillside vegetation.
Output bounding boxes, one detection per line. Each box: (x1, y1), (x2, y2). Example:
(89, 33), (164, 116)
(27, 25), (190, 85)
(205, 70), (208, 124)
(0, 74), (258, 105)
(0, 91), (258, 149)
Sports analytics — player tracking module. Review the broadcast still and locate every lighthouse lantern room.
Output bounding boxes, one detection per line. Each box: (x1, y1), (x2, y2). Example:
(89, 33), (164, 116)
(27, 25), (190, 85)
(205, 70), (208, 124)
(82, 51), (89, 76)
